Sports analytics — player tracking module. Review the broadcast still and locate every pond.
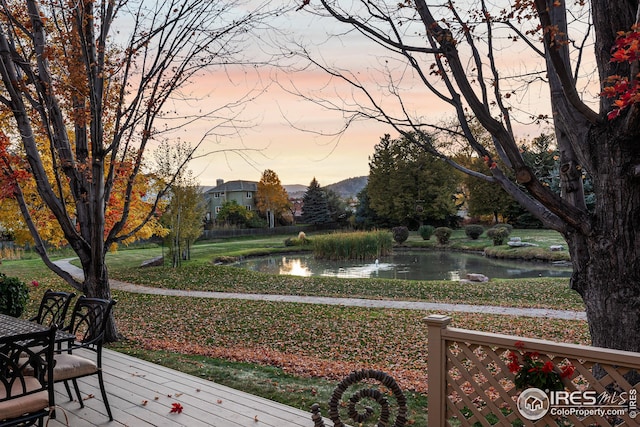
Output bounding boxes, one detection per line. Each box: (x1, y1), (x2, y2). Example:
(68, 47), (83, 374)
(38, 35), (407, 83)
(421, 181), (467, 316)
(233, 251), (573, 281)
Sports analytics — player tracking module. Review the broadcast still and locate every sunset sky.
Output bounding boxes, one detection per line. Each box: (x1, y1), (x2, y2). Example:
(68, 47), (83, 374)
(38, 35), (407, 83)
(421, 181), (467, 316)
(176, 1), (561, 188)
(185, 67), (396, 188)
(165, 2), (431, 188)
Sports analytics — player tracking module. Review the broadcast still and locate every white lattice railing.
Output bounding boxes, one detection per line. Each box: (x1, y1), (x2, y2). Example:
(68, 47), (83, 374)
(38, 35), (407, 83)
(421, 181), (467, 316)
(426, 314), (640, 426)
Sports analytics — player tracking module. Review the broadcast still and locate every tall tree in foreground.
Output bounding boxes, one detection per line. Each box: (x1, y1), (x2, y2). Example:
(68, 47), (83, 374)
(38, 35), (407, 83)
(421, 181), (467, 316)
(293, 1), (640, 352)
(0, 0), (276, 340)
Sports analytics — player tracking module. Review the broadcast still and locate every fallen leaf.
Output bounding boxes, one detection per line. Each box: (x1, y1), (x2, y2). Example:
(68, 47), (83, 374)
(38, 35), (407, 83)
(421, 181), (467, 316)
(170, 402), (183, 414)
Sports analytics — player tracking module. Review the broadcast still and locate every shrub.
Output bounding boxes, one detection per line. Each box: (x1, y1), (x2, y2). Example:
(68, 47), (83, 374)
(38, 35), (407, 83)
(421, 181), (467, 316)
(247, 215), (268, 228)
(487, 225), (512, 246)
(392, 226), (409, 244)
(496, 223), (513, 233)
(465, 224), (484, 240)
(434, 227), (452, 245)
(0, 272), (30, 317)
(418, 225), (435, 240)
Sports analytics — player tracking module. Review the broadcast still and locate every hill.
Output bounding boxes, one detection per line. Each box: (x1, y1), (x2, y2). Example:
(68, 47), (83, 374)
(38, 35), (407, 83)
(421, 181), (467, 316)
(284, 176), (367, 199)
(326, 176), (368, 199)
(282, 184), (307, 196)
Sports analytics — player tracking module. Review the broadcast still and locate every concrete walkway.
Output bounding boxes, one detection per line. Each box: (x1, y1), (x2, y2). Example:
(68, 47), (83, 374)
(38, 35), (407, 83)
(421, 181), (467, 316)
(54, 258), (586, 321)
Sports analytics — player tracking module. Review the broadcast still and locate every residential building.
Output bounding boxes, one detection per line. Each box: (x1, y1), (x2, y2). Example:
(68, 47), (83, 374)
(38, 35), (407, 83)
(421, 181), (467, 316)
(203, 179), (258, 223)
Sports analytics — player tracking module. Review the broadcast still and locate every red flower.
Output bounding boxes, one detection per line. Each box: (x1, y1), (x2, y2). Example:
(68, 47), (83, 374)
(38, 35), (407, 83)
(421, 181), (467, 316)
(560, 364), (575, 378)
(31, 280), (39, 288)
(507, 351), (521, 373)
(525, 351), (540, 359)
(170, 403), (183, 414)
(542, 361), (555, 374)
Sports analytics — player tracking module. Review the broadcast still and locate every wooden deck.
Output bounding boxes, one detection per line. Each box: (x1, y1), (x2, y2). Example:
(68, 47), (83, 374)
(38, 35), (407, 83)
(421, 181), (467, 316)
(45, 348), (317, 427)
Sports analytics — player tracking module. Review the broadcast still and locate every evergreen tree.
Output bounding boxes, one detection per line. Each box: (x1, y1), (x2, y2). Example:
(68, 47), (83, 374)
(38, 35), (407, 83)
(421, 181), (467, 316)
(353, 184), (388, 229)
(324, 188), (351, 227)
(368, 133), (460, 228)
(302, 178), (331, 225)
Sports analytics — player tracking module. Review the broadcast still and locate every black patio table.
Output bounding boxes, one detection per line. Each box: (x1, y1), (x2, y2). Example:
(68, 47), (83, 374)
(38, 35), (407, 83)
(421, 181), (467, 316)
(0, 313), (75, 344)
(0, 312), (71, 422)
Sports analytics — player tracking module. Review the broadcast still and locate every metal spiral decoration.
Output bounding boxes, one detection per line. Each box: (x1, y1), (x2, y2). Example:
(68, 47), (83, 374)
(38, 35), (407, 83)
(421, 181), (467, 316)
(310, 369), (408, 427)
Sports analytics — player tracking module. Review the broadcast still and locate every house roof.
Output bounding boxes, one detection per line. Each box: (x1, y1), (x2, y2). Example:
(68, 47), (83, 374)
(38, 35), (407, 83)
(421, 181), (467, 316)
(205, 180), (258, 193)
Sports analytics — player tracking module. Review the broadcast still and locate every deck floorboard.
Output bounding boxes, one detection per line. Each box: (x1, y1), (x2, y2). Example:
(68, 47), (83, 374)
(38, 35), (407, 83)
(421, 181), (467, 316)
(44, 348), (317, 427)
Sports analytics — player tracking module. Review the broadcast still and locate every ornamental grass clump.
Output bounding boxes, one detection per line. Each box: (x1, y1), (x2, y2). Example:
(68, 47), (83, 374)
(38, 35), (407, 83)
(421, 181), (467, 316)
(418, 225), (435, 240)
(284, 231), (311, 247)
(312, 230), (392, 260)
(487, 225), (512, 246)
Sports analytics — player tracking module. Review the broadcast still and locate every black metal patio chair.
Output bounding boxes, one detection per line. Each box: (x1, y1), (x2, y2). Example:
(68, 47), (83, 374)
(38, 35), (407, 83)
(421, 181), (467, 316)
(0, 327), (56, 427)
(29, 290), (76, 329)
(52, 296), (116, 421)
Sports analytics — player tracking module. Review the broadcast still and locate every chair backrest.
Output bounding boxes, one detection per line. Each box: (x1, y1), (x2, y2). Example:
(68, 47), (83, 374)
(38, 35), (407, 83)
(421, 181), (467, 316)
(31, 289), (76, 328)
(67, 296), (116, 347)
(0, 327), (56, 423)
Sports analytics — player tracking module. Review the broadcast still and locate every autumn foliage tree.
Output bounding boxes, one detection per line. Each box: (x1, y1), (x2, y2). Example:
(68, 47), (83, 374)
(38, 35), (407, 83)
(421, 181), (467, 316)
(293, 1), (640, 352)
(0, 0), (277, 340)
(155, 141), (205, 267)
(161, 183), (204, 268)
(255, 169), (292, 227)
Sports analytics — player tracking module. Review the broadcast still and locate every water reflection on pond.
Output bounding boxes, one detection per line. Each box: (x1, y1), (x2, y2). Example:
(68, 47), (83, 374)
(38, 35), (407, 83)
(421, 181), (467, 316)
(233, 251), (572, 281)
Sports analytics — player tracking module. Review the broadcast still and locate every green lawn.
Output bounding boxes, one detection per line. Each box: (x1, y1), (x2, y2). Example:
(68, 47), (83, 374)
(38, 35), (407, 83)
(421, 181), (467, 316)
(0, 229), (585, 426)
